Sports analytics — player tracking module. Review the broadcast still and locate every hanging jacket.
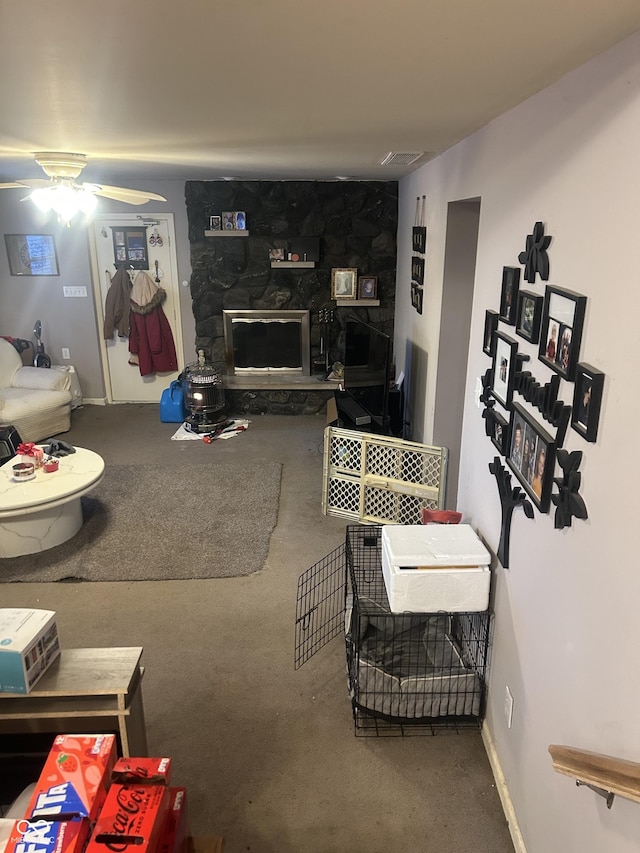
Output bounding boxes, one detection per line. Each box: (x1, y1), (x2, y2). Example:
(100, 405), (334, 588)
(128, 272), (178, 376)
(103, 267), (132, 339)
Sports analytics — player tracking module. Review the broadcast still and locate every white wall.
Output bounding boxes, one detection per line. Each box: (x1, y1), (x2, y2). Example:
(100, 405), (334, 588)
(0, 180), (194, 401)
(396, 31), (640, 853)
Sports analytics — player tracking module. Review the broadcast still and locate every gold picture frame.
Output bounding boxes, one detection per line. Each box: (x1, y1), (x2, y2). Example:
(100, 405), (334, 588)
(331, 268), (358, 300)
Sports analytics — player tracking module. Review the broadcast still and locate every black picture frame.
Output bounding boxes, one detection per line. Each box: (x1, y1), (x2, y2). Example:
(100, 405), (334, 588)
(412, 225), (426, 254)
(411, 255), (424, 285)
(499, 266), (520, 325)
(411, 282), (423, 314)
(488, 408), (509, 455)
(491, 331), (518, 408)
(571, 363), (604, 442)
(515, 290), (543, 344)
(483, 310), (499, 356)
(507, 402), (556, 512)
(538, 285), (587, 381)
(112, 227), (149, 270)
(5, 234), (59, 276)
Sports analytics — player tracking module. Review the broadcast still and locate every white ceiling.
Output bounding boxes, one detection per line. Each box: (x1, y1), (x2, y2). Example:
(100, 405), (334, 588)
(0, 0), (639, 187)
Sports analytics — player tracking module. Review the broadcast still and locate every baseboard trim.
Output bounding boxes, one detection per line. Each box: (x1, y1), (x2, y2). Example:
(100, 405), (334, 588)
(82, 397), (107, 406)
(482, 724), (527, 853)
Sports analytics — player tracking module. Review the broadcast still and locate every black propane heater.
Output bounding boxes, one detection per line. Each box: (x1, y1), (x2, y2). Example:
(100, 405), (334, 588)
(182, 350), (227, 433)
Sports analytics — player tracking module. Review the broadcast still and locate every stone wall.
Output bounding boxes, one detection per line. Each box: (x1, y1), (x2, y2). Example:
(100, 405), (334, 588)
(185, 180), (398, 414)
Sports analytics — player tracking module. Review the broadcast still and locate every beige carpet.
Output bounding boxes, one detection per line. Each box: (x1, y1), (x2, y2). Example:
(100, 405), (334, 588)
(1, 461), (282, 582)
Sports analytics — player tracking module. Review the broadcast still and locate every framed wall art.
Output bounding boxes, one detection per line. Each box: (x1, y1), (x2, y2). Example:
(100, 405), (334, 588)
(499, 266), (521, 325)
(5, 234), (59, 276)
(571, 363), (604, 442)
(411, 256), (424, 285)
(331, 268), (358, 300)
(358, 275), (378, 299)
(491, 331), (518, 408)
(483, 309), (499, 356)
(538, 285), (587, 380)
(516, 291), (543, 344)
(507, 402), (556, 512)
(487, 408), (509, 455)
(112, 227), (148, 270)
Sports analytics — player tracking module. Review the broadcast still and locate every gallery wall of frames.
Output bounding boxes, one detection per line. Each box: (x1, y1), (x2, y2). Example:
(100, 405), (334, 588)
(480, 221), (604, 567)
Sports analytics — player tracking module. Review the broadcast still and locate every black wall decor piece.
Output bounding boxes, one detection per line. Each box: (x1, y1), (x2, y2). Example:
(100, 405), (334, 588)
(491, 331), (518, 408)
(483, 309), (499, 356)
(411, 255), (425, 285)
(518, 221), (552, 283)
(571, 363), (604, 442)
(485, 408), (509, 455)
(412, 226), (426, 254)
(538, 285), (587, 381)
(489, 457), (534, 569)
(513, 370), (571, 447)
(551, 449), (588, 529)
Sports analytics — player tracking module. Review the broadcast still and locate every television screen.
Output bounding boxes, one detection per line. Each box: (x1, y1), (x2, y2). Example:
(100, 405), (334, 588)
(343, 319), (391, 431)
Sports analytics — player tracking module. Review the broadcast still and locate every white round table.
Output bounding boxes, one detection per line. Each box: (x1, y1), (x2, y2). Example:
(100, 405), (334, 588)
(0, 447), (105, 558)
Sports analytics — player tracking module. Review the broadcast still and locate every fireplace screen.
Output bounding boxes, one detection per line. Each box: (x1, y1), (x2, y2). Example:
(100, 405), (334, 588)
(223, 310), (311, 375)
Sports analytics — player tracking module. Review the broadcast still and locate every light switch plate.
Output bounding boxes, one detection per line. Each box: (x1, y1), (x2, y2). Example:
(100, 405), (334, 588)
(63, 286), (87, 297)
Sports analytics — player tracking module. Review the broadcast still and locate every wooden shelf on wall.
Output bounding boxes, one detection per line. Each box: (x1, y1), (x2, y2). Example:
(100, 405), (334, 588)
(335, 299), (381, 307)
(270, 261), (315, 269)
(204, 230), (249, 238)
(549, 744), (640, 808)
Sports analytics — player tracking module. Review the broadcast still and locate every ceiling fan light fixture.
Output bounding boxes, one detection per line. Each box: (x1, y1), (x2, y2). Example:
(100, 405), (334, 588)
(30, 182), (97, 221)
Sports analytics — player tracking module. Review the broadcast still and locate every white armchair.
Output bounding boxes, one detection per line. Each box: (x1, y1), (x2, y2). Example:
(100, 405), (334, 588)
(0, 338), (73, 442)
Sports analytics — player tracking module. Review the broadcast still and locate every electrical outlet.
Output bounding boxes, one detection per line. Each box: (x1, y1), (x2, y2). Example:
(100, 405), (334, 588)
(61, 348), (70, 360)
(505, 685), (514, 729)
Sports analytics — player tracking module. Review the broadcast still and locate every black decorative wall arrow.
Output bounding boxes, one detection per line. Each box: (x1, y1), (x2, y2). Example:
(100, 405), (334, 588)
(489, 457), (534, 568)
(518, 221), (552, 283)
(551, 449), (588, 529)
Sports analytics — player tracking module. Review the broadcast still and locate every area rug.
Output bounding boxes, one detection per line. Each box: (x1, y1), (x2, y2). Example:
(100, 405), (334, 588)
(1, 462), (282, 583)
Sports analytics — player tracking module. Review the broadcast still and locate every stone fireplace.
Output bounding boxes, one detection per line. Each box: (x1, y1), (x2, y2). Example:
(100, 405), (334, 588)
(223, 309), (311, 376)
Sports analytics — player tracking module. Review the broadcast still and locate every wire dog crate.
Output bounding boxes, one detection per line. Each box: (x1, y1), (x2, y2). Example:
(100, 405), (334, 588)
(322, 427), (448, 525)
(295, 525), (492, 737)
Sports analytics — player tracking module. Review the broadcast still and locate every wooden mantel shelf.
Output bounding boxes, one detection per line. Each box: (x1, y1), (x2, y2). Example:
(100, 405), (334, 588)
(549, 744), (640, 808)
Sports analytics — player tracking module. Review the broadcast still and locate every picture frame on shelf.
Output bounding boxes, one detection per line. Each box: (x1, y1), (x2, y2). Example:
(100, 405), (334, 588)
(4, 234), (59, 276)
(571, 363), (604, 442)
(491, 331), (518, 408)
(208, 215), (222, 231)
(507, 402), (557, 512)
(515, 290), (543, 344)
(358, 276), (378, 300)
(268, 247), (285, 261)
(331, 268), (358, 299)
(221, 211), (235, 231)
(483, 309), (499, 356)
(234, 211), (246, 230)
(487, 408), (509, 455)
(538, 285), (587, 381)
(499, 266), (521, 325)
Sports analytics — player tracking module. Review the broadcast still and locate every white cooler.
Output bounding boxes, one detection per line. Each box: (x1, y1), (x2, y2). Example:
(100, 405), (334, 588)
(381, 524), (491, 613)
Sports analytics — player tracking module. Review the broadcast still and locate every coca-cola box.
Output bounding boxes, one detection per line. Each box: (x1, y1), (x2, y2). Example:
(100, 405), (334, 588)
(86, 784), (170, 853)
(158, 788), (189, 853)
(111, 757), (172, 786)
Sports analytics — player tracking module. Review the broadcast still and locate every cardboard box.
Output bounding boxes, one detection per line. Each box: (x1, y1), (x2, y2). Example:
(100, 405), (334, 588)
(26, 734), (117, 822)
(86, 784), (169, 853)
(158, 789), (189, 853)
(6, 814), (89, 853)
(0, 608), (60, 693)
(189, 838), (224, 853)
(381, 524), (491, 613)
(112, 757), (172, 786)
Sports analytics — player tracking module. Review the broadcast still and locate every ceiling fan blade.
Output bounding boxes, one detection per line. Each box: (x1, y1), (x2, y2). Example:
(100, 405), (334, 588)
(87, 183), (167, 205)
(0, 179), (53, 190)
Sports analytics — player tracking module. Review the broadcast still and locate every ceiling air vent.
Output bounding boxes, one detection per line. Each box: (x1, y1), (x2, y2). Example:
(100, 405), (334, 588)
(379, 151), (425, 167)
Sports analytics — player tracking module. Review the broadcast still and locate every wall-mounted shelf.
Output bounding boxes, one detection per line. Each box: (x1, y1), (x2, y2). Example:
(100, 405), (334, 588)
(549, 744), (640, 809)
(335, 299), (381, 307)
(204, 230), (249, 238)
(270, 261), (315, 269)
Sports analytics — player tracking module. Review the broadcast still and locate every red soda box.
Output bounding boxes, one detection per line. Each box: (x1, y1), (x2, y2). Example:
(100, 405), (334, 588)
(158, 789), (189, 853)
(7, 816), (90, 853)
(111, 757), (172, 785)
(86, 784), (170, 853)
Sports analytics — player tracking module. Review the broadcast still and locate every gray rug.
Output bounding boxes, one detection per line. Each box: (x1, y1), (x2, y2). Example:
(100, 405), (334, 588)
(1, 462), (282, 582)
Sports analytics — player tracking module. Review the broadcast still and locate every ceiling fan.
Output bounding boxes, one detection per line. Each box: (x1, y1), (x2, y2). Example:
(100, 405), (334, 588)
(0, 152), (166, 221)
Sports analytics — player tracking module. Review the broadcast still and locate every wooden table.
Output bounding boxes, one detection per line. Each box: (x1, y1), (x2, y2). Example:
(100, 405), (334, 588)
(0, 647), (148, 757)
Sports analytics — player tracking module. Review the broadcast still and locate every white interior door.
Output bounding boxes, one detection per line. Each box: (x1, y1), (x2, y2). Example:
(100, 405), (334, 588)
(90, 214), (183, 402)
